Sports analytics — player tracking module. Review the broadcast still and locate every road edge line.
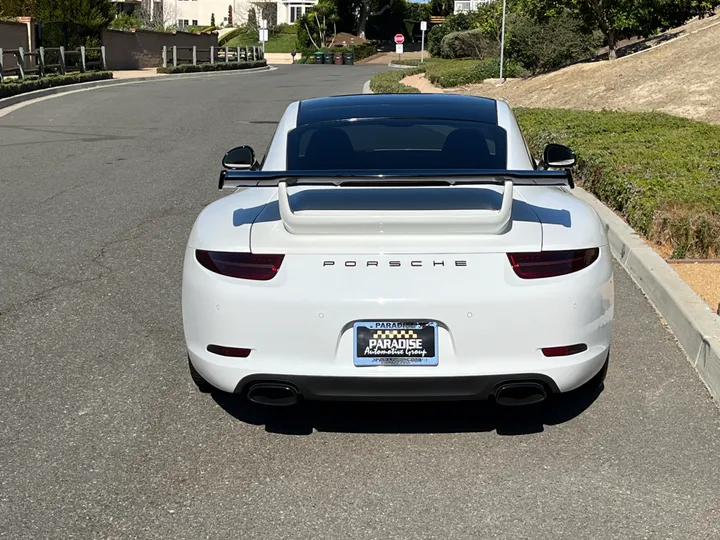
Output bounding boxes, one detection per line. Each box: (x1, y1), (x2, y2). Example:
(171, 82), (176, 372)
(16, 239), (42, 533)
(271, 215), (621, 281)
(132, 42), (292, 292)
(574, 187), (720, 405)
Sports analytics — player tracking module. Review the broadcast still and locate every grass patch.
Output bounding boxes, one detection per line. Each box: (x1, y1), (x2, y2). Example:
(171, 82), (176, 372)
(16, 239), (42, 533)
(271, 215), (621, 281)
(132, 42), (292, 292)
(516, 108), (720, 258)
(223, 27), (297, 53)
(0, 71), (114, 99)
(157, 60), (266, 74)
(369, 68), (423, 93)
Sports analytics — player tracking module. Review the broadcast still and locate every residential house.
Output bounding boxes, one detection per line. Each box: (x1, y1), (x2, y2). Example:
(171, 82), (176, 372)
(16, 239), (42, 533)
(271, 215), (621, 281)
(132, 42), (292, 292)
(174, 0), (318, 28)
(453, 0), (493, 14)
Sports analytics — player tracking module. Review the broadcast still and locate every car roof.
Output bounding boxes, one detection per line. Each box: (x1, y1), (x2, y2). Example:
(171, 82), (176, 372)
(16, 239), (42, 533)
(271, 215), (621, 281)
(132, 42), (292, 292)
(295, 94), (499, 126)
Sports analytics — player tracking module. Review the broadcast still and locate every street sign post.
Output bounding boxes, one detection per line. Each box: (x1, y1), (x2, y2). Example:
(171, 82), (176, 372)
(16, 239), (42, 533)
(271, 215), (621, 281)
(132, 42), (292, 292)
(259, 19), (268, 55)
(420, 21), (427, 63)
(394, 34), (404, 59)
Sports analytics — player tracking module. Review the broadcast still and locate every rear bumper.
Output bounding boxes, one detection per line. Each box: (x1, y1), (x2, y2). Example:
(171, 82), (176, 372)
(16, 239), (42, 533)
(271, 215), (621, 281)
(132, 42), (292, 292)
(234, 372), (563, 401)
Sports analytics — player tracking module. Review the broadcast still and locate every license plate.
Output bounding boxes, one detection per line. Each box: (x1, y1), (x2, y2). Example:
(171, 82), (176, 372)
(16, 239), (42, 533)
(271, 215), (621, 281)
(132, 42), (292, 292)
(353, 321), (438, 367)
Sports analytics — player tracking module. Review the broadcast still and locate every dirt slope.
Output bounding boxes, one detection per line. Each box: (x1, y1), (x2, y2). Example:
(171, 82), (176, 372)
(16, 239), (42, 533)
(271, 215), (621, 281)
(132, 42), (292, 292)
(449, 16), (720, 125)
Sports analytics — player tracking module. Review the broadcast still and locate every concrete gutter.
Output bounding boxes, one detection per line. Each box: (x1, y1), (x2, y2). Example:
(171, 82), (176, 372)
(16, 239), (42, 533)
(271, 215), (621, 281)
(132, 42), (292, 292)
(575, 187), (720, 404)
(0, 65), (272, 111)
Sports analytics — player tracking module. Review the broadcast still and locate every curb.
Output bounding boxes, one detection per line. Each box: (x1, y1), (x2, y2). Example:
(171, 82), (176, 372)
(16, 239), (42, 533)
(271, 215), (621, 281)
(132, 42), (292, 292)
(388, 62), (419, 69)
(0, 65), (272, 111)
(574, 187), (720, 404)
(362, 80), (373, 94)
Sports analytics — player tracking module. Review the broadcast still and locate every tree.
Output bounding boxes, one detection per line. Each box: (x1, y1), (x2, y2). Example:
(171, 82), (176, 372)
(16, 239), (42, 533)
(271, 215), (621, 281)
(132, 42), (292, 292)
(211, 12), (215, 26)
(357, 0), (393, 38)
(35, 0), (114, 27)
(520, 0), (719, 59)
(301, 0), (339, 48)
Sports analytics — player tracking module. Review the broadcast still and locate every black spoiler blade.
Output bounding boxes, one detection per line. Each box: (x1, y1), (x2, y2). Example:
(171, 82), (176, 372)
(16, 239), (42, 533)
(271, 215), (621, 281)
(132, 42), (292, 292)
(218, 169), (574, 190)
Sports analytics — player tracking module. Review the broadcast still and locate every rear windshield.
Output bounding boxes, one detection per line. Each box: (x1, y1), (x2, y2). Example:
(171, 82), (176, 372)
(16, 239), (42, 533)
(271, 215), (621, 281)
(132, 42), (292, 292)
(286, 119), (508, 170)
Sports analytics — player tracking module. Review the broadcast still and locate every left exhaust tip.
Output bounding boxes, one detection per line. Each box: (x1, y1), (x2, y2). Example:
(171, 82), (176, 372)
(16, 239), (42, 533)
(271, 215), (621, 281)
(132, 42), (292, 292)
(494, 381), (547, 406)
(246, 382), (299, 407)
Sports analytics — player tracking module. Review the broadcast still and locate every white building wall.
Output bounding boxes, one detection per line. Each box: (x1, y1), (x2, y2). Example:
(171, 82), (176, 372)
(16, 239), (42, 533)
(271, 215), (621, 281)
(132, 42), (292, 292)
(175, 0), (317, 27)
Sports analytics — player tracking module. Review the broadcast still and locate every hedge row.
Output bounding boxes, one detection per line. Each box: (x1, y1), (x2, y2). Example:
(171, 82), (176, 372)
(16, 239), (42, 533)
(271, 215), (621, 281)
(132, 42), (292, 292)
(516, 108), (720, 258)
(373, 59), (527, 90)
(157, 60), (267, 74)
(369, 68), (422, 93)
(0, 71), (114, 100)
(424, 58), (528, 88)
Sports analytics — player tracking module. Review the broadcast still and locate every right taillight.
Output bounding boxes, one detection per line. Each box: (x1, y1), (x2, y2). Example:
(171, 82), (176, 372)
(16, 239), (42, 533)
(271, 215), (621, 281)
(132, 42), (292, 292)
(195, 250), (284, 280)
(507, 248), (599, 279)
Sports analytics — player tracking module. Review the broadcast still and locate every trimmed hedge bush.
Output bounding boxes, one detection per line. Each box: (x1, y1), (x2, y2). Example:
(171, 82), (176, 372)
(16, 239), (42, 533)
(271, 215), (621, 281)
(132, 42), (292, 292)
(516, 108), (720, 258)
(157, 60), (266, 74)
(369, 69), (423, 93)
(424, 58), (528, 87)
(0, 71), (114, 99)
(440, 29), (499, 60)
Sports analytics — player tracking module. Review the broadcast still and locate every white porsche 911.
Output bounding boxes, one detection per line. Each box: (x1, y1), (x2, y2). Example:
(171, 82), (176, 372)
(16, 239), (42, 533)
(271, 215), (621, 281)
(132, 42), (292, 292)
(182, 93), (614, 407)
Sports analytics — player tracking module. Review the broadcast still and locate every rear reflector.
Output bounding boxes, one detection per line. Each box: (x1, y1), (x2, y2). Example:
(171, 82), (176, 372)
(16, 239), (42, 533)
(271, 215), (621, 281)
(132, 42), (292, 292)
(507, 248), (599, 279)
(207, 344), (252, 357)
(196, 250), (284, 280)
(542, 344), (588, 357)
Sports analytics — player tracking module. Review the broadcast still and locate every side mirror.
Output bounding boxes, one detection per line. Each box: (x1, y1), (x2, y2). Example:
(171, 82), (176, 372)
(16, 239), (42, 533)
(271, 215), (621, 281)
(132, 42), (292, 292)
(542, 143), (576, 169)
(222, 146), (255, 169)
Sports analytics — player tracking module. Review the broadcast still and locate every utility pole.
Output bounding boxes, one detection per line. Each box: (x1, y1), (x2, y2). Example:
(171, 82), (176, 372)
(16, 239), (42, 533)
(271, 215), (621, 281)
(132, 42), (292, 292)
(499, 0), (507, 82)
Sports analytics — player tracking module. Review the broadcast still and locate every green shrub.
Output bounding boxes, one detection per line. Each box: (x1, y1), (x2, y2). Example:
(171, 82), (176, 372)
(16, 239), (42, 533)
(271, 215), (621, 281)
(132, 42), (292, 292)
(506, 10), (602, 74)
(425, 58), (527, 87)
(440, 28), (499, 60)
(0, 71), (113, 99)
(277, 23), (297, 34)
(369, 68), (424, 93)
(427, 12), (474, 57)
(516, 108), (720, 258)
(157, 60), (266, 74)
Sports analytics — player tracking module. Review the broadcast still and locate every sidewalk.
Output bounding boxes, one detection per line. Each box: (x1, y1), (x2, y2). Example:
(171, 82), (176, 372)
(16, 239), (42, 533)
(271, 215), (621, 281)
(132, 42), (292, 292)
(111, 68), (162, 79)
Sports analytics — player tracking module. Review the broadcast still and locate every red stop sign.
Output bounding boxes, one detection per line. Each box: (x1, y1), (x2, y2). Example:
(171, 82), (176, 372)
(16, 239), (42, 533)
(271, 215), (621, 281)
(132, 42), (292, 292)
(394, 34), (405, 44)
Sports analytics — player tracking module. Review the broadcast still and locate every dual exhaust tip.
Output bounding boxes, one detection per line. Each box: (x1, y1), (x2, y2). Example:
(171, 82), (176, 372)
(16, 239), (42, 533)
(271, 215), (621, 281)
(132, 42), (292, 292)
(245, 380), (548, 407)
(247, 382), (300, 407)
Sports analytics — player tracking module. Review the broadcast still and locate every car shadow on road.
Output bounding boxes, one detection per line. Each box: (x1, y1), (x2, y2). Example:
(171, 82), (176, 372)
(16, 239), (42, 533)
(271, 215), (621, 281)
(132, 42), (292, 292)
(211, 381), (604, 436)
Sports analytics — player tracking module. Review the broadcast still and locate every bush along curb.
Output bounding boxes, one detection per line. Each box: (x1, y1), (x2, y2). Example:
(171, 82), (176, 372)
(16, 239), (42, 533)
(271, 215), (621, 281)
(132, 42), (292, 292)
(368, 68), (423, 93)
(156, 60), (267, 74)
(0, 71), (114, 100)
(0, 65), (272, 111)
(574, 187), (720, 406)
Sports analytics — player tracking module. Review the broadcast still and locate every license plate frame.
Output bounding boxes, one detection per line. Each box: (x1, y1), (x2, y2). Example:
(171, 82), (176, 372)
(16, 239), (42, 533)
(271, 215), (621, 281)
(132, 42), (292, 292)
(353, 321), (439, 367)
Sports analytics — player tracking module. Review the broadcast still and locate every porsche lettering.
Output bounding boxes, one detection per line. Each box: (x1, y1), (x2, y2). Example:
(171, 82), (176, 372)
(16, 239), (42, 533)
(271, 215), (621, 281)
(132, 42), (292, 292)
(322, 260), (468, 267)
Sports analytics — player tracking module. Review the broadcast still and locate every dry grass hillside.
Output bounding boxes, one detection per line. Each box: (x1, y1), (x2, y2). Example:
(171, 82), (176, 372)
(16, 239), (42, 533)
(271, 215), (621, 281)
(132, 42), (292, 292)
(450, 15), (720, 125)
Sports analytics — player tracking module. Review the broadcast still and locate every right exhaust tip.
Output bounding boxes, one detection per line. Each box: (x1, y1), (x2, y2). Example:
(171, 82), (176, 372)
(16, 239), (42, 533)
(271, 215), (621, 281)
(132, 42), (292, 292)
(247, 382), (299, 407)
(494, 381), (547, 406)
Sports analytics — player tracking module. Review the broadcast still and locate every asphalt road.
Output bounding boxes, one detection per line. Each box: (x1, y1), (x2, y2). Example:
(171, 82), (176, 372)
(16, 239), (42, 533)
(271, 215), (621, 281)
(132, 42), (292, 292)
(1, 65), (719, 540)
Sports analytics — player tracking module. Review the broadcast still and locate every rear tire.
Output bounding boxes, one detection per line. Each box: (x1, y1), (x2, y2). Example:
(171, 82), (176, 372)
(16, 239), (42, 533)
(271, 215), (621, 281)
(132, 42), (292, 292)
(188, 355), (214, 393)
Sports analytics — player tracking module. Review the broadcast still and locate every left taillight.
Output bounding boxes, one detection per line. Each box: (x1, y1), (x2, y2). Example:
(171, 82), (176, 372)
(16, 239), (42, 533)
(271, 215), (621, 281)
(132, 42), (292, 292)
(507, 248), (599, 279)
(195, 250), (284, 280)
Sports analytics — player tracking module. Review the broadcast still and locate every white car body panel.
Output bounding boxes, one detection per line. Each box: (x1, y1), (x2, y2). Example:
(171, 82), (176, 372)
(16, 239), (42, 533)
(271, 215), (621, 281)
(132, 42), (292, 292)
(182, 94), (614, 402)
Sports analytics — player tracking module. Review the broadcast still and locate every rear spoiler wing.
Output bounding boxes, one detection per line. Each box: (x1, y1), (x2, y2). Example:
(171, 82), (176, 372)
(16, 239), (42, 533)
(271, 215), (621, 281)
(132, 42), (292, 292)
(218, 168), (574, 190)
(217, 169), (573, 235)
